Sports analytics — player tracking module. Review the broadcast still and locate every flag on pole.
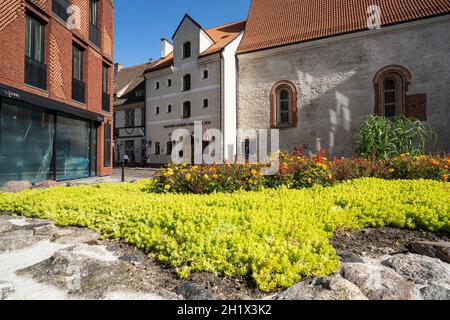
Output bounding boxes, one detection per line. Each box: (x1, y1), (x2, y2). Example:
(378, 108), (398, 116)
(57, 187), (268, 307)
(203, 123), (210, 141)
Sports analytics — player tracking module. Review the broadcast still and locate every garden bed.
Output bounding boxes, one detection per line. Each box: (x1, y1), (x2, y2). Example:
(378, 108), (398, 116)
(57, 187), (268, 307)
(0, 178), (448, 292)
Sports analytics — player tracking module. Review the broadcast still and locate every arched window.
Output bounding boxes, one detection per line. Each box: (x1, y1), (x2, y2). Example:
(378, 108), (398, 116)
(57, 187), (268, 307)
(166, 141), (173, 155)
(154, 142), (160, 155)
(383, 78), (397, 118)
(183, 74), (191, 91)
(202, 70), (209, 80)
(183, 101), (191, 119)
(269, 80), (298, 128)
(277, 89), (290, 125)
(183, 42), (191, 59)
(374, 65), (412, 118)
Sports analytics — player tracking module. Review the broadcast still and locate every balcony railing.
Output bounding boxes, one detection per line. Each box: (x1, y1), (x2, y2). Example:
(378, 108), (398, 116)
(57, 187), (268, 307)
(89, 23), (100, 47)
(25, 56), (47, 90)
(72, 78), (85, 103)
(52, 0), (69, 21)
(102, 92), (110, 112)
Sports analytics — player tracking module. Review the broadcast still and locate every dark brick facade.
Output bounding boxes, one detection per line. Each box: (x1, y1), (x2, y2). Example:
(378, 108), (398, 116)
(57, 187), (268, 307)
(405, 94), (427, 121)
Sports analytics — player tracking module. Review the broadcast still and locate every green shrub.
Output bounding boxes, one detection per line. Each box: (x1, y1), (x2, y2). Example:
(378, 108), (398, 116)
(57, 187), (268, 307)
(355, 115), (435, 159)
(0, 178), (448, 292)
(154, 163), (265, 194)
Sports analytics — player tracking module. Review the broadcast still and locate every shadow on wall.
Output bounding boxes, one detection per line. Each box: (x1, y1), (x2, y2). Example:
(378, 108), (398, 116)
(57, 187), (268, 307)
(276, 68), (363, 158)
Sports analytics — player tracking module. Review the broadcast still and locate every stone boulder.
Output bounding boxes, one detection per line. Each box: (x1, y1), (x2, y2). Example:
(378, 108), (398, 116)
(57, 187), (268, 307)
(17, 244), (127, 299)
(273, 275), (368, 300)
(174, 282), (214, 300)
(51, 227), (100, 245)
(410, 241), (450, 264)
(0, 228), (41, 252)
(0, 181), (32, 193)
(33, 180), (63, 189)
(381, 254), (450, 286)
(419, 284), (450, 300)
(341, 263), (417, 300)
(0, 219), (14, 234)
(0, 281), (15, 300)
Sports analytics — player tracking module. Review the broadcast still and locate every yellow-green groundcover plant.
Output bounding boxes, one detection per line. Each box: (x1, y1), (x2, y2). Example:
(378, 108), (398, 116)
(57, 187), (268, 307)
(0, 178), (449, 292)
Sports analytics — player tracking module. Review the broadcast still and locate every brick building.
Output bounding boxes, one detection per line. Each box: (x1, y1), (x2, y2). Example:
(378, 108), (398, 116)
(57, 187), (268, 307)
(0, 0), (114, 185)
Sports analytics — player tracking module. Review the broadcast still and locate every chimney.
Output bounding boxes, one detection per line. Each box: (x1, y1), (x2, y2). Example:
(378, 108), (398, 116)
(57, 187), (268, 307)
(114, 63), (123, 75)
(161, 38), (173, 59)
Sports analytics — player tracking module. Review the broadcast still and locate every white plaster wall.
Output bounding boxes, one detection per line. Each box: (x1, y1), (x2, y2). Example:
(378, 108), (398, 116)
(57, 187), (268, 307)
(146, 18), (224, 165)
(222, 33), (243, 161)
(237, 17), (450, 156)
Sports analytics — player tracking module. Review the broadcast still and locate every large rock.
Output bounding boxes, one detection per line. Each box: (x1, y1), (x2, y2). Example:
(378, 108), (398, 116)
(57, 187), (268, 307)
(0, 228), (40, 252)
(274, 275), (368, 300)
(0, 181), (32, 193)
(33, 180), (63, 189)
(0, 281), (15, 300)
(174, 282), (214, 300)
(341, 263), (417, 300)
(51, 227), (100, 245)
(381, 254), (450, 286)
(17, 244), (125, 299)
(0, 219), (14, 234)
(410, 241), (450, 264)
(419, 284), (450, 300)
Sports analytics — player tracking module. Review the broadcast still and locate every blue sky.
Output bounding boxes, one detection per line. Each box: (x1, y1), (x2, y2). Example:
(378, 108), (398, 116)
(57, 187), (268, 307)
(114, 0), (251, 67)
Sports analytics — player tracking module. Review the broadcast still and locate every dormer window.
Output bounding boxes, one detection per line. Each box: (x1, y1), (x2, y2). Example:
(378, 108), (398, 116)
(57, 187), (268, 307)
(183, 42), (191, 59)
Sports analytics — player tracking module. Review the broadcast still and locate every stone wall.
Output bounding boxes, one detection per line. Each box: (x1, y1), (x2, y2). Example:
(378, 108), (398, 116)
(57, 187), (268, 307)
(237, 17), (450, 156)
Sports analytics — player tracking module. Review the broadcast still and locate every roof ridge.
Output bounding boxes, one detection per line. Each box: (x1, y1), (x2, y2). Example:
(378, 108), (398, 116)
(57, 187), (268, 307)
(205, 19), (247, 32)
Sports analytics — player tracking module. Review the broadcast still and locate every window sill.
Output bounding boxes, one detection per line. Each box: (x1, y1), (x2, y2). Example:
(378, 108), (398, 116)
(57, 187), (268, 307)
(273, 124), (293, 129)
(24, 83), (48, 93)
(72, 99), (86, 106)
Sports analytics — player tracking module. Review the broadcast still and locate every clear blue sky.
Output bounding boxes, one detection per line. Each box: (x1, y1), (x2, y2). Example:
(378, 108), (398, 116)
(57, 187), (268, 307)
(114, 0), (251, 67)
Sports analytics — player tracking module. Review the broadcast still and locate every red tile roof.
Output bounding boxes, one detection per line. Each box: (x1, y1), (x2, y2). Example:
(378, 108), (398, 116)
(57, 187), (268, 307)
(145, 20), (247, 73)
(238, 0), (450, 54)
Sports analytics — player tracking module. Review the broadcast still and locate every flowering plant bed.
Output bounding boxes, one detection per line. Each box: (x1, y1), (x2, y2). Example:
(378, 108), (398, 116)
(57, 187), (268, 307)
(0, 178), (448, 292)
(154, 151), (449, 194)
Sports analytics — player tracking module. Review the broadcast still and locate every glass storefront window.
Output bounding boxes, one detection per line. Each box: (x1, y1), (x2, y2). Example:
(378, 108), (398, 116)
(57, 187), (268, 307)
(0, 97), (55, 185)
(90, 124), (97, 177)
(56, 114), (91, 181)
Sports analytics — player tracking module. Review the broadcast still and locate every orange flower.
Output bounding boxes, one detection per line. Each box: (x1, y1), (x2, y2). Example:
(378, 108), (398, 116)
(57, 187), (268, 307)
(442, 174), (449, 182)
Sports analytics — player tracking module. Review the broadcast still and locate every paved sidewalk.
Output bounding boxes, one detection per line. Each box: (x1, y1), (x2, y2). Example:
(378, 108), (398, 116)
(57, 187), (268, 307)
(70, 168), (157, 185)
